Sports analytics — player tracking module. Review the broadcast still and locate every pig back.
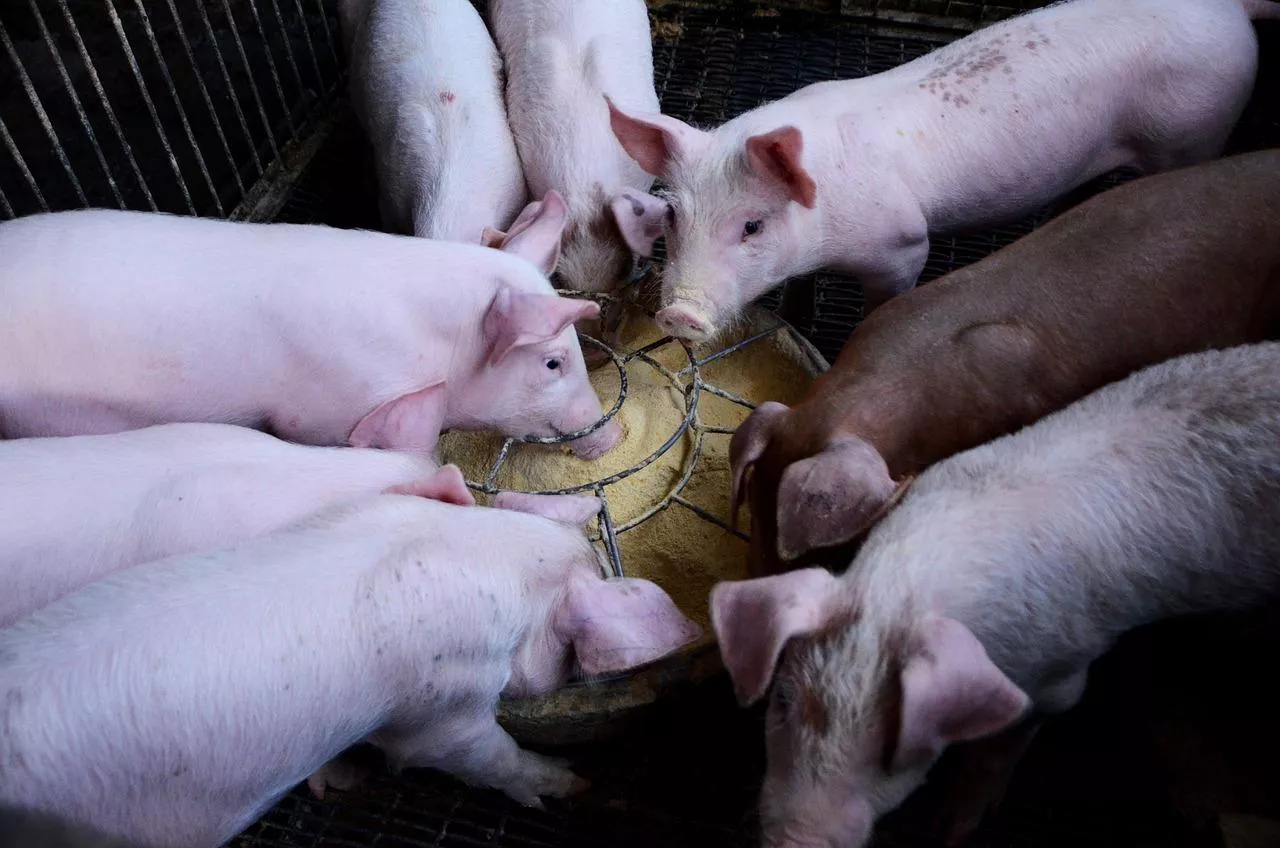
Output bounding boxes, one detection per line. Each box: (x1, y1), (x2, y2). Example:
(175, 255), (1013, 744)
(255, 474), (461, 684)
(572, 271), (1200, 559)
(830, 149), (1280, 476)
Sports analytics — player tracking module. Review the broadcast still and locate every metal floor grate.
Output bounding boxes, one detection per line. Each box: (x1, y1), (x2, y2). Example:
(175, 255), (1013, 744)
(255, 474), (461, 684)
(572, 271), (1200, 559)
(237, 3), (1280, 847)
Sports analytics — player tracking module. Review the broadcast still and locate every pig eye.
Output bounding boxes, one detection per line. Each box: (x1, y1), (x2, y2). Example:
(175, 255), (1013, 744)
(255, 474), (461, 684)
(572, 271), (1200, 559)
(665, 205), (675, 225)
(545, 358), (562, 371)
(743, 219), (763, 239)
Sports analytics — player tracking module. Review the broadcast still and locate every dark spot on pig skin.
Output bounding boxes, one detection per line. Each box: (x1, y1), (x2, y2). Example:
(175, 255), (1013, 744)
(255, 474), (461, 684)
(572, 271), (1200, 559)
(801, 689), (829, 733)
(439, 91), (455, 104)
(1025, 41), (1037, 50)
(172, 766), (187, 777)
(433, 654), (443, 662)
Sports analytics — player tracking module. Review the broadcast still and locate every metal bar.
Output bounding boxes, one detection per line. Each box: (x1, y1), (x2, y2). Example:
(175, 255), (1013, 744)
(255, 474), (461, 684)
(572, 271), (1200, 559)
(161, 0), (245, 201)
(0, 22), (89, 207)
(53, 1), (150, 211)
(700, 383), (756, 409)
(313, 0), (339, 66)
(219, 0), (284, 164)
(290, 0), (326, 89)
(26, 0), (126, 209)
(242, 0), (300, 140)
(485, 438), (517, 491)
(193, 0), (265, 176)
(596, 488), (625, 579)
(0, 114), (49, 213)
(672, 495), (749, 542)
(104, 0), (197, 215)
(0, 182), (13, 219)
(265, 0), (307, 94)
(130, 0), (224, 216)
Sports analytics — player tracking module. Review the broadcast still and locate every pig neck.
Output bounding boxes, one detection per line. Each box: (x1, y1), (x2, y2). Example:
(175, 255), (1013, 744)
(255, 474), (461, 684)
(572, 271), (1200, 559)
(791, 363), (920, 477)
(503, 544), (598, 698)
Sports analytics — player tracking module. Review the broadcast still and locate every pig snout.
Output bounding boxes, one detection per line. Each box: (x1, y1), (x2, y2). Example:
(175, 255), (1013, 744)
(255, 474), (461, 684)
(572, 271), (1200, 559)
(569, 416), (623, 460)
(656, 301), (715, 342)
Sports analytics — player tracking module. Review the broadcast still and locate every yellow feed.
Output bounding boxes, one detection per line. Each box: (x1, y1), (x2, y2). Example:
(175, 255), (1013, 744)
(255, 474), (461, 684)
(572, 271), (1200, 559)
(437, 307), (820, 636)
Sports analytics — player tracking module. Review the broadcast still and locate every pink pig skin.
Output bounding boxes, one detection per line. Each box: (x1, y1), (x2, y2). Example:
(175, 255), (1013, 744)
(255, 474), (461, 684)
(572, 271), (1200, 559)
(0, 493), (701, 848)
(608, 0), (1276, 340)
(0, 208), (620, 460)
(342, 0), (529, 241)
(711, 342), (1280, 848)
(0, 423), (477, 628)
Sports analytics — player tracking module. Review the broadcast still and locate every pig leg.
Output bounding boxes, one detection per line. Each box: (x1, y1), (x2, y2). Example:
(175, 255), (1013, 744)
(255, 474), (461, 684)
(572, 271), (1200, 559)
(379, 715), (589, 807)
(307, 752), (375, 800)
(853, 230), (930, 313)
(934, 718), (1043, 846)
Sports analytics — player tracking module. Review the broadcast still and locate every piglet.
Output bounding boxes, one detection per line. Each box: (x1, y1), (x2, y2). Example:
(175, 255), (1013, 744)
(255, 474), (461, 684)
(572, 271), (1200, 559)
(0, 489), (701, 848)
(0, 206), (621, 459)
(730, 148), (1280, 578)
(0, 423), (480, 628)
(342, 0), (528, 241)
(712, 341), (1280, 848)
(609, 0), (1277, 339)
(489, 0), (666, 341)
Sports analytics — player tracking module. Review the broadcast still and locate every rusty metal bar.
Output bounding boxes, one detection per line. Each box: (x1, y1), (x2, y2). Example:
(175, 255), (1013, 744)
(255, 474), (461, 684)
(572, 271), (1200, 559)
(26, 0), (126, 209)
(0, 21), (88, 207)
(265, 0), (307, 94)
(219, 0), (285, 164)
(54, 0), (157, 210)
(313, 0), (339, 66)
(104, 0), (197, 215)
(0, 113), (48, 213)
(193, 0), (266, 176)
(290, 0), (326, 88)
(241, 0), (300, 140)
(161, 0), (247, 201)
(129, 0), (224, 215)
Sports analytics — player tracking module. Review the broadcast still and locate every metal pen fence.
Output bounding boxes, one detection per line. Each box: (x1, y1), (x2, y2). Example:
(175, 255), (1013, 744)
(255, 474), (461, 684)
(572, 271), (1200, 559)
(0, 0), (342, 222)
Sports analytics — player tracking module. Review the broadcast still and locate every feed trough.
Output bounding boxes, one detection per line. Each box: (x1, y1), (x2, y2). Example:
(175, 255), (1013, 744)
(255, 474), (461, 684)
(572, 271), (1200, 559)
(438, 291), (829, 746)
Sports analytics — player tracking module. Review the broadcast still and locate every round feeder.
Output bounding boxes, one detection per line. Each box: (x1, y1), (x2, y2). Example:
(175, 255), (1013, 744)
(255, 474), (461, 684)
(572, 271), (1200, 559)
(437, 296), (829, 747)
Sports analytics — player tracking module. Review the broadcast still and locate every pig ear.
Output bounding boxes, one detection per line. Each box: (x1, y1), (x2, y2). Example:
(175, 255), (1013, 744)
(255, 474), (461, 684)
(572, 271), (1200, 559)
(775, 437), (896, 562)
(729, 401), (791, 529)
(493, 492), (601, 528)
(349, 382), (447, 452)
(484, 287), (601, 365)
(608, 190), (668, 257)
(710, 568), (839, 706)
(745, 126), (817, 209)
(606, 96), (706, 177)
(384, 464), (475, 506)
(490, 190), (568, 276)
(561, 576), (703, 676)
(892, 616), (1031, 773)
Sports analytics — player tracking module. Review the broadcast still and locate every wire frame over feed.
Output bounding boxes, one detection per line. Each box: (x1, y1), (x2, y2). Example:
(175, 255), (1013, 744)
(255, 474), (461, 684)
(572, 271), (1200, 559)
(462, 289), (799, 582)
(0, 0), (343, 221)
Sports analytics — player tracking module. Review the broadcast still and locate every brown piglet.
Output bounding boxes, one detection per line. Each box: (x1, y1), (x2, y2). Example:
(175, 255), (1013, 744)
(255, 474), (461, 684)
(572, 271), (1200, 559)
(732, 148), (1280, 577)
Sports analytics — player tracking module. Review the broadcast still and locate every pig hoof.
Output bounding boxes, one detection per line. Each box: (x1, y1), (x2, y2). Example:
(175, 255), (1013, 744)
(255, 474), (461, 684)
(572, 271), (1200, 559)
(655, 305), (713, 342)
(504, 754), (590, 806)
(307, 757), (372, 801)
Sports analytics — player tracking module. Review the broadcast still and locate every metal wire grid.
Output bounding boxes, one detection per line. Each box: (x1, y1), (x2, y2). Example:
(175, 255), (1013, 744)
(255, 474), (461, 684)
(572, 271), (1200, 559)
(462, 292), (804, 580)
(0, 0), (342, 221)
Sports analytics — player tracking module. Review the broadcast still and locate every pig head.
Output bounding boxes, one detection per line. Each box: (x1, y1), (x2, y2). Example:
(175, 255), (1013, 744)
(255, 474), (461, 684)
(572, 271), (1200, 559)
(357, 192), (622, 460)
(494, 491), (703, 692)
(608, 98), (820, 342)
(710, 571), (1030, 848)
(731, 401), (901, 577)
